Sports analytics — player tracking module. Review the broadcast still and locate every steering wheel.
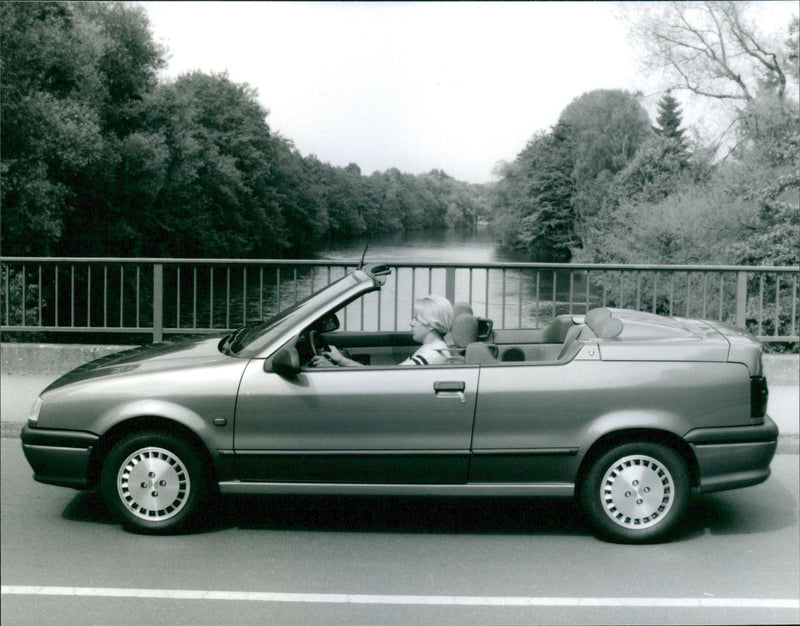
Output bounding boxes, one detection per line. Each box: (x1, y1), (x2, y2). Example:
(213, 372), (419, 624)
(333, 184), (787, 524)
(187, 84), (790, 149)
(308, 330), (331, 358)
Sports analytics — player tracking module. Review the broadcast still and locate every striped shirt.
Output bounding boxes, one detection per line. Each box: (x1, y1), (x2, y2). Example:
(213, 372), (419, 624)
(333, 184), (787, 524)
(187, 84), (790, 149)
(400, 340), (452, 366)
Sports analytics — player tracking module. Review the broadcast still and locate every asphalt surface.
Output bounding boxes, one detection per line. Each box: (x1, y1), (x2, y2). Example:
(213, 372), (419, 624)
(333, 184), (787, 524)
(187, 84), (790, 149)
(2, 438), (798, 625)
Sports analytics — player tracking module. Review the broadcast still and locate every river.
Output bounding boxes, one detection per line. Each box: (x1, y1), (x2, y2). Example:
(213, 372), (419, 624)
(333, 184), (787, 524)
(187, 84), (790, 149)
(315, 227), (530, 264)
(308, 228), (575, 330)
(151, 227), (586, 334)
(160, 228), (569, 332)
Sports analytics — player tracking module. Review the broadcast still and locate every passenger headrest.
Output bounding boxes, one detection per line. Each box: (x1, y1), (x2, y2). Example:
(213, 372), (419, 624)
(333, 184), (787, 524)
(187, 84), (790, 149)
(584, 307), (612, 328)
(583, 308), (622, 339)
(453, 302), (474, 318)
(451, 302), (493, 343)
(450, 312), (479, 347)
(591, 316), (623, 339)
(465, 341), (499, 364)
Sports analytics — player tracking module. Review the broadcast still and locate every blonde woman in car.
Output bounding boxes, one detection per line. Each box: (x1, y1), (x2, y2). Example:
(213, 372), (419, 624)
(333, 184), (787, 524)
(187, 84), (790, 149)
(311, 295), (453, 367)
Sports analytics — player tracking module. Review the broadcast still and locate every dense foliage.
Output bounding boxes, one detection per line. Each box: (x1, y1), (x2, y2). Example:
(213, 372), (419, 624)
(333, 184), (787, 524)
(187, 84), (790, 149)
(2, 2), (797, 269)
(489, 3), (798, 266)
(1, 2), (487, 259)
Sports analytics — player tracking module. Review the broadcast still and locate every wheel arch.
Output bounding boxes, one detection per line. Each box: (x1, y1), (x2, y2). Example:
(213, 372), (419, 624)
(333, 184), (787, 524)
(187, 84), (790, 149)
(575, 428), (699, 499)
(88, 416), (219, 489)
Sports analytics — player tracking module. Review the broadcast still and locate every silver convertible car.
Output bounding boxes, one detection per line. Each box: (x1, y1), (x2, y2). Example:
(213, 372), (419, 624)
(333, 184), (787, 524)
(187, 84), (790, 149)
(21, 264), (778, 543)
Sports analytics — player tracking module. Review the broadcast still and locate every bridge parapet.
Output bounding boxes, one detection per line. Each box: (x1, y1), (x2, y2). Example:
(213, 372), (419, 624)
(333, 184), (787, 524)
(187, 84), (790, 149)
(2, 257), (798, 343)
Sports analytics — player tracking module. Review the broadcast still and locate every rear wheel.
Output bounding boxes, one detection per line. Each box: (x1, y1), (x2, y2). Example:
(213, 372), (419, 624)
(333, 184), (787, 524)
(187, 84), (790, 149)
(581, 442), (690, 543)
(101, 431), (211, 534)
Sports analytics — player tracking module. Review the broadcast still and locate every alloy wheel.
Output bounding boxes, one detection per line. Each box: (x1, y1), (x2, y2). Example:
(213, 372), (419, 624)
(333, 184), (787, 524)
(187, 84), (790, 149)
(600, 453), (675, 530)
(116, 446), (191, 521)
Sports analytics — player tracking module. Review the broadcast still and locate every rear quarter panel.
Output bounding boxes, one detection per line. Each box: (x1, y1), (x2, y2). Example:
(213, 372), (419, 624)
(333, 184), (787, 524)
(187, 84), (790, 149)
(471, 359), (751, 481)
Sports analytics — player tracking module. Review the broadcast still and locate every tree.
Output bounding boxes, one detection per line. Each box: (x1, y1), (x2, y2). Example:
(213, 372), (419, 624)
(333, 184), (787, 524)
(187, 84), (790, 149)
(135, 72), (287, 258)
(0, 2), (171, 256)
(489, 90), (653, 261)
(614, 135), (687, 204)
(72, 2), (165, 134)
(654, 93), (689, 163)
(321, 163), (369, 238)
(560, 90), (653, 182)
(787, 16), (799, 82)
(270, 138), (329, 254)
(612, 1), (799, 273)
(731, 96), (799, 267)
(489, 123), (578, 261)
(517, 123), (578, 261)
(632, 1), (793, 103)
(558, 89), (654, 225)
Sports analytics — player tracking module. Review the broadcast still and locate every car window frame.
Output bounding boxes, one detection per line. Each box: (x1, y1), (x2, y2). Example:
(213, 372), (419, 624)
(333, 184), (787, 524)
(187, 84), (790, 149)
(234, 273), (372, 358)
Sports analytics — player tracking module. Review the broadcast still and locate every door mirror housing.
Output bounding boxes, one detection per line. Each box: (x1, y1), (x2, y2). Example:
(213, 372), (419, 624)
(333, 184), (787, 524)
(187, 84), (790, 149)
(270, 347), (301, 377)
(316, 312), (340, 333)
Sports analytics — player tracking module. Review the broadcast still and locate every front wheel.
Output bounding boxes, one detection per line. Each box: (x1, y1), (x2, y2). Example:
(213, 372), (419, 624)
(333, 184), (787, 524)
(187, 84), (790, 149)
(580, 442), (690, 544)
(101, 431), (211, 534)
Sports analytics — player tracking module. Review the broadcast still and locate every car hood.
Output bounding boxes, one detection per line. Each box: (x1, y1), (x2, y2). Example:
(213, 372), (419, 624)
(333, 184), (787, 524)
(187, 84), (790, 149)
(43, 335), (232, 393)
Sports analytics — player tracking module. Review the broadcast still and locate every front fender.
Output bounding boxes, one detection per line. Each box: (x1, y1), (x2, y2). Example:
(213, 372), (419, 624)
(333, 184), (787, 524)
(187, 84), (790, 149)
(34, 359), (247, 450)
(96, 398), (233, 450)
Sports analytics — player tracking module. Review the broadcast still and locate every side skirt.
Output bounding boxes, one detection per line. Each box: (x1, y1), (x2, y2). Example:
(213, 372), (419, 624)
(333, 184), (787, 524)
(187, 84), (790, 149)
(218, 481), (575, 497)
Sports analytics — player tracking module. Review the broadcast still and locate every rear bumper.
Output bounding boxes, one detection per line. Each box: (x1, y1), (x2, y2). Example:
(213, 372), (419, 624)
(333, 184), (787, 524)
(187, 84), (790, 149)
(684, 415), (779, 495)
(20, 425), (99, 489)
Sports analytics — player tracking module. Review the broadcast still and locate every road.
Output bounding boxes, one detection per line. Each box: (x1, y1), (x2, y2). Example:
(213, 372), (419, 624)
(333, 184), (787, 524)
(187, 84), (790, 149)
(2, 439), (798, 625)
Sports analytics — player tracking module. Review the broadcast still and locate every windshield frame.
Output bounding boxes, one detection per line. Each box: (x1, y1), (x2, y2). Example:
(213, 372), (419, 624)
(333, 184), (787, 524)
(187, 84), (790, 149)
(231, 269), (378, 358)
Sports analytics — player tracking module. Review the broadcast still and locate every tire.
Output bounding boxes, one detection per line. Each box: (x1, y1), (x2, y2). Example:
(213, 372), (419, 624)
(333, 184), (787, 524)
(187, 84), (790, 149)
(101, 431), (211, 534)
(580, 442), (690, 544)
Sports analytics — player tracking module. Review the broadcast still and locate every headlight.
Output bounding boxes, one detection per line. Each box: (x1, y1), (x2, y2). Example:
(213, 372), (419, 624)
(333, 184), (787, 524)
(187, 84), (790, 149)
(28, 396), (43, 427)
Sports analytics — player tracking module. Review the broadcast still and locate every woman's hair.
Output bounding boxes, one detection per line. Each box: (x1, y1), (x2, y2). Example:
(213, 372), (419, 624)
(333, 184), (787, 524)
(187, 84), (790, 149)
(414, 295), (454, 336)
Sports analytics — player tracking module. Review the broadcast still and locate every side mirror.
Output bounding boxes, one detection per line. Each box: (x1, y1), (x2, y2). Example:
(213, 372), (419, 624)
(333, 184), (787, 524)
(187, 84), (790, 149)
(269, 347), (301, 377)
(318, 312), (340, 333)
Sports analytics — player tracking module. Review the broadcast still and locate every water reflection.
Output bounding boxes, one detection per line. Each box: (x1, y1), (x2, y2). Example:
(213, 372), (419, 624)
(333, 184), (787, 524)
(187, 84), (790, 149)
(317, 228), (531, 265)
(162, 230), (587, 333)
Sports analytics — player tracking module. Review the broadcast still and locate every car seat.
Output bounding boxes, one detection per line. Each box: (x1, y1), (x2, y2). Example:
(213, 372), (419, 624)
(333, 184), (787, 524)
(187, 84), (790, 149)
(448, 308), (499, 364)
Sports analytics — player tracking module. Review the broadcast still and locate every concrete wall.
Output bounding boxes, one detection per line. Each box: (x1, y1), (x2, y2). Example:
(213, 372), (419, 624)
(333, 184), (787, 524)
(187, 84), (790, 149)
(763, 354), (799, 385)
(1, 342), (797, 383)
(1, 344), (130, 375)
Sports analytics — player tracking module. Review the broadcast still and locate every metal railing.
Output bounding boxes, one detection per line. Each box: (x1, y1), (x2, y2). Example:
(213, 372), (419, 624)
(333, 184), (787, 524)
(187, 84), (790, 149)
(2, 257), (798, 343)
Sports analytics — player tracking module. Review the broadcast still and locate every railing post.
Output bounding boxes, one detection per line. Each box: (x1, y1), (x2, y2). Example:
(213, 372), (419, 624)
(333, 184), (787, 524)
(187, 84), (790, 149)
(445, 266), (456, 305)
(153, 263), (163, 343)
(736, 271), (748, 329)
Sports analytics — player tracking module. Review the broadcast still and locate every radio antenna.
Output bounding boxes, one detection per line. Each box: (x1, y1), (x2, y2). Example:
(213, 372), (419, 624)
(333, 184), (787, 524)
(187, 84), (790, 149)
(359, 190), (387, 269)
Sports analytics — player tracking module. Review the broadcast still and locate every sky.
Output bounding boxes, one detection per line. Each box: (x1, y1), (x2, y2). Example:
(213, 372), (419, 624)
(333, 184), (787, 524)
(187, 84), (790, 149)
(141, 1), (797, 184)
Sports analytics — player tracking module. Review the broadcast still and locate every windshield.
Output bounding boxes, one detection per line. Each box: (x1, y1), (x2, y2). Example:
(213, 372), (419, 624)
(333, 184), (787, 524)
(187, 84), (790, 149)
(229, 272), (366, 358)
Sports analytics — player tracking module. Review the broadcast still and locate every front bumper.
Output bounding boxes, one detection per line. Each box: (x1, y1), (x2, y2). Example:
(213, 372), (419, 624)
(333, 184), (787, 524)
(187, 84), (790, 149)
(684, 415), (779, 495)
(21, 425), (100, 489)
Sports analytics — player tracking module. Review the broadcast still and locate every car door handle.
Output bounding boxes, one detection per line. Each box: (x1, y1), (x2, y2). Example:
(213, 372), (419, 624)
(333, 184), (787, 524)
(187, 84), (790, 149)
(434, 381), (467, 403)
(434, 381), (465, 392)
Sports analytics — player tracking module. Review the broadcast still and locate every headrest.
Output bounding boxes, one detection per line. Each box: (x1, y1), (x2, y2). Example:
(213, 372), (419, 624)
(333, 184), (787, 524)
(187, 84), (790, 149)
(585, 307), (622, 338)
(450, 312), (479, 347)
(585, 307), (612, 328)
(465, 342), (499, 364)
(592, 316), (623, 339)
(453, 302), (474, 318)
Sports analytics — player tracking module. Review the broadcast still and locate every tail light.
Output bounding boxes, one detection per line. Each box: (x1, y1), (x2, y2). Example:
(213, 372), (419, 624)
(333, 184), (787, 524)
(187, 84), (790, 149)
(750, 376), (769, 418)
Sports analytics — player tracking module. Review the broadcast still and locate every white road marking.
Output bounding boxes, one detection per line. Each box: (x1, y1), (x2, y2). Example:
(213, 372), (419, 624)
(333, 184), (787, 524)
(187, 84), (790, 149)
(2, 586), (799, 609)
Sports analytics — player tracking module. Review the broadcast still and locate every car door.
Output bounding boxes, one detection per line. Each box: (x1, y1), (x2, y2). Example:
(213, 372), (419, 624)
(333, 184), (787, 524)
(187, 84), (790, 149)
(234, 359), (480, 484)
(468, 358), (599, 486)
